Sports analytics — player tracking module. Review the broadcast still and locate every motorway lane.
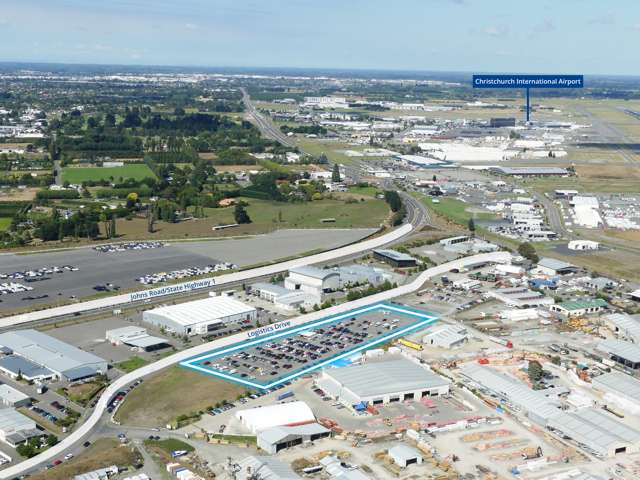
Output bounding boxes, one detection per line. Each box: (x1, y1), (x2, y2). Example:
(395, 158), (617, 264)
(0, 250), (511, 479)
(241, 88), (299, 149)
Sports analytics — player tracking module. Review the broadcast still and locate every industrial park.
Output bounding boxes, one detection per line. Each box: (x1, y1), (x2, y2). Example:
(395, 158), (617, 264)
(0, 2), (640, 480)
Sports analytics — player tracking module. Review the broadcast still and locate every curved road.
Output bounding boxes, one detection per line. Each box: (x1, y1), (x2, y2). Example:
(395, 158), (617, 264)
(0, 250), (511, 479)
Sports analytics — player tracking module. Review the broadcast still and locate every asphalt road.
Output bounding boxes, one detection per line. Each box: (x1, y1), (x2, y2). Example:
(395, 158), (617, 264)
(241, 88), (299, 149)
(0, 229), (375, 313)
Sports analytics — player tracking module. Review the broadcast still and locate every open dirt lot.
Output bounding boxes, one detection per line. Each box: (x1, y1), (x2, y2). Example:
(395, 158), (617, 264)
(115, 366), (246, 427)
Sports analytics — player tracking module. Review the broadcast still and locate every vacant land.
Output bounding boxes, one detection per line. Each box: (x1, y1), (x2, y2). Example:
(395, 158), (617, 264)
(62, 164), (156, 183)
(29, 439), (142, 480)
(145, 438), (194, 455)
(416, 196), (494, 226)
(574, 165), (640, 180)
(112, 196), (388, 240)
(58, 379), (107, 406)
(0, 217), (11, 231)
(0, 187), (39, 201)
(115, 356), (148, 373)
(115, 366), (246, 427)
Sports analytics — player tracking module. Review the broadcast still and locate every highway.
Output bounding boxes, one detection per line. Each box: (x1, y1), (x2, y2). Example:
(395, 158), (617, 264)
(0, 250), (511, 479)
(0, 224), (413, 328)
(241, 88), (298, 149)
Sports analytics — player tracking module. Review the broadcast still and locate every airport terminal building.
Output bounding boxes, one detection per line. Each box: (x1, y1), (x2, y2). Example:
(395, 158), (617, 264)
(317, 358), (450, 407)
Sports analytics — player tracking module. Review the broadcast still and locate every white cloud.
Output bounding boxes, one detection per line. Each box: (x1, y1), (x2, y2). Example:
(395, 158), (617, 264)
(483, 25), (509, 37)
(185, 23), (198, 30)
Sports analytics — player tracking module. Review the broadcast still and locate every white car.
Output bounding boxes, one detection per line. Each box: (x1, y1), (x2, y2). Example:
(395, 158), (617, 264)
(64, 453), (73, 461)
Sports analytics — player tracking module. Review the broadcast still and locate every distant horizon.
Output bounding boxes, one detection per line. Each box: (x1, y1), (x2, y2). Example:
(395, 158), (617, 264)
(1, 61), (639, 80)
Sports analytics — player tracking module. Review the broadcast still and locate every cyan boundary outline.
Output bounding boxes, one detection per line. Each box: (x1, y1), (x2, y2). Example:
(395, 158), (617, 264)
(179, 302), (438, 390)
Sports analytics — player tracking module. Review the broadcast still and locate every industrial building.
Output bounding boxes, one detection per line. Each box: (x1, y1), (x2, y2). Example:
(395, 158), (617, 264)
(535, 258), (579, 276)
(0, 356), (54, 382)
(0, 329), (107, 382)
(337, 265), (386, 287)
(550, 299), (608, 318)
(597, 339), (640, 370)
(584, 277), (617, 291)
(317, 358), (450, 407)
(592, 371), (640, 414)
(249, 282), (318, 311)
(320, 455), (371, 480)
(284, 266), (339, 297)
(488, 287), (554, 308)
(422, 325), (468, 349)
(257, 423), (330, 454)
(0, 384), (30, 408)
(489, 117), (516, 128)
(604, 313), (640, 344)
(459, 363), (640, 457)
(105, 326), (170, 352)
(235, 401), (316, 434)
(142, 296), (257, 336)
(0, 408), (40, 447)
(388, 444), (424, 468)
(236, 456), (301, 480)
(372, 249), (417, 268)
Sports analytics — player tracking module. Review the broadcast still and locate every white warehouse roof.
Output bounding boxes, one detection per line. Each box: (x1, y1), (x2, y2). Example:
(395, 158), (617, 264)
(235, 401), (315, 433)
(145, 296), (256, 327)
(324, 358), (449, 399)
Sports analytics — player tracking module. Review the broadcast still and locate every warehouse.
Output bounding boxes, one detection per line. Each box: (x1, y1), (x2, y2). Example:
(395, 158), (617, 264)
(604, 313), (640, 344)
(0, 408), (40, 447)
(535, 258), (579, 276)
(105, 326), (170, 352)
(0, 329), (107, 382)
(422, 325), (468, 349)
(257, 423), (330, 454)
(337, 265), (386, 287)
(143, 296), (257, 336)
(284, 266), (339, 297)
(488, 287), (554, 308)
(592, 371), (640, 414)
(0, 356), (54, 382)
(237, 456), (301, 480)
(584, 277), (617, 291)
(249, 283), (317, 311)
(550, 299), (608, 318)
(388, 445), (423, 468)
(0, 384), (30, 408)
(235, 401), (316, 434)
(546, 408), (640, 457)
(597, 339), (640, 370)
(372, 249), (417, 268)
(317, 358), (450, 407)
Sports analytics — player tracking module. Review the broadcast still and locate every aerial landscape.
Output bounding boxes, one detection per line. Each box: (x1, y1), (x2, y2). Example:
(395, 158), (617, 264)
(1, 1), (640, 480)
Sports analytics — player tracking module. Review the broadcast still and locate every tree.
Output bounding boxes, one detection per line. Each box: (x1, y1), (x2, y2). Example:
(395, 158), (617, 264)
(46, 434), (59, 447)
(234, 204), (251, 224)
(468, 218), (476, 234)
(518, 242), (539, 263)
(527, 360), (544, 383)
(332, 164), (341, 183)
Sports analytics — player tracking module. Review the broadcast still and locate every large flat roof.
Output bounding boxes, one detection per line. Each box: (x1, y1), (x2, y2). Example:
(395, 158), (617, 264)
(598, 339), (640, 363)
(0, 408), (36, 434)
(0, 384), (29, 404)
(593, 371), (640, 401)
(145, 296), (256, 327)
(0, 329), (105, 377)
(324, 358), (449, 398)
(373, 249), (416, 262)
(0, 355), (54, 379)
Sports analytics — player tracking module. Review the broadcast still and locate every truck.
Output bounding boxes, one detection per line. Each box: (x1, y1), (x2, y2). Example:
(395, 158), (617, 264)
(488, 336), (513, 349)
(277, 391), (294, 401)
(398, 338), (423, 351)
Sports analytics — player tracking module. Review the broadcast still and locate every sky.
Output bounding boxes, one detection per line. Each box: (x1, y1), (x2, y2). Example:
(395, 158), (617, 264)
(0, 0), (638, 75)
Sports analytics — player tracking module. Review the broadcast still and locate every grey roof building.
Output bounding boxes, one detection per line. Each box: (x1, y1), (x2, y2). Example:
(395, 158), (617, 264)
(318, 358), (450, 406)
(372, 249), (417, 268)
(0, 330), (107, 381)
(536, 257), (579, 275)
(388, 444), (423, 467)
(592, 371), (640, 411)
(604, 313), (640, 344)
(0, 408), (40, 447)
(0, 355), (55, 381)
(236, 455), (301, 480)
(257, 423), (330, 454)
(0, 384), (30, 408)
(597, 339), (640, 369)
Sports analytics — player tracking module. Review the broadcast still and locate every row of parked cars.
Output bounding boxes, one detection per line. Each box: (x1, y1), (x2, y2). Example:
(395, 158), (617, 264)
(137, 262), (237, 285)
(107, 379), (144, 413)
(93, 241), (165, 253)
(0, 282), (33, 296)
(0, 265), (78, 281)
(206, 382), (293, 417)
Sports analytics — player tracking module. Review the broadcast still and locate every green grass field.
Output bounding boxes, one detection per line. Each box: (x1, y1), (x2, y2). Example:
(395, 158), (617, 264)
(144, 438), (194, 454)
(115, 356), (148, 373)
(62, 164), (156, 184)
(414, 195), (495, 226)
(348, 185), (382, 197)
(200, 196), (388, 229)
(0, 217), (11, 231)
(115, 366), (246, 427)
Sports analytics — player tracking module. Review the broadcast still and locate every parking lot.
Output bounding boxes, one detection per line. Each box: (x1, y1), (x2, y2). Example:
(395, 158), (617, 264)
(185, 304), (437, 388)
